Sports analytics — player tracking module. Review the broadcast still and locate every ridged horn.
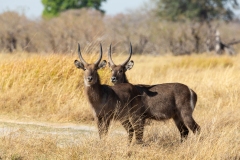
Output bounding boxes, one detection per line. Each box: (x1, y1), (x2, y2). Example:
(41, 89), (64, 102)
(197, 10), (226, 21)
(108, 44), (115, 66)
(121, 42), (132, 66)
(77, 43), (88, 65)
(94, 43), (103, 65)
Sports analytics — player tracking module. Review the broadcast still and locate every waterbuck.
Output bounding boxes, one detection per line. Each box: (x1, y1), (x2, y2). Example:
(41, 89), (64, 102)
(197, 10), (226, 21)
(74, 43), (146, 144)
(108, 43), (201, 141)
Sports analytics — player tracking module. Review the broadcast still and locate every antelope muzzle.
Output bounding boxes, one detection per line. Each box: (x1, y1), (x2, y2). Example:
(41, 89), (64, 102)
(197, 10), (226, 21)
(87, 76), (93, 82)
(111, 76), (117, 83)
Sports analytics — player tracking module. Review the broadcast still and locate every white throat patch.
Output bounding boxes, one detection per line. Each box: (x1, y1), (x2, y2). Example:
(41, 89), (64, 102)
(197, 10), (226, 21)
(84, 78), (91, 87)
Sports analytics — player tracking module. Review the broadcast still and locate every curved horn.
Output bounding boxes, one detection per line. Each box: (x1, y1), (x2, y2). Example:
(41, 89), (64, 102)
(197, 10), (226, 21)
(77, 43), (88, 65)
(121, 42), (132, 66)
(94, 43), (103, 65)
(108, 44), (115, 66)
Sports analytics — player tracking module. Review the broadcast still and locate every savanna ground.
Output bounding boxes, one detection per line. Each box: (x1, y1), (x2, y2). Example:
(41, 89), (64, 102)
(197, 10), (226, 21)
(0, 51), (240, 159)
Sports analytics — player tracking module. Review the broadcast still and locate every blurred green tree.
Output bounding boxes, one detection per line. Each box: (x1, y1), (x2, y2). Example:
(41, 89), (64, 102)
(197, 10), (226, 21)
(42, 0), (106, 18)
(153, 0), (239, 22)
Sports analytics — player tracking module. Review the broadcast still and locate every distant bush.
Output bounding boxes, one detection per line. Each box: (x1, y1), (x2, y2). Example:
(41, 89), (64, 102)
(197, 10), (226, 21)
(0, 9), (240, 55)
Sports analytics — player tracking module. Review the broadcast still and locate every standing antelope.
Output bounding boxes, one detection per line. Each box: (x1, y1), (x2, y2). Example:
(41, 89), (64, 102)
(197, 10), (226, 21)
(108, 43), (201, 141)
(74, 43), (146, 144)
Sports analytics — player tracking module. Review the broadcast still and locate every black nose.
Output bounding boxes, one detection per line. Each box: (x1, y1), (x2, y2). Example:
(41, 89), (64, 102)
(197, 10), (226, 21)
(111, 77), (117, 82)
(87, 76), (93, 82)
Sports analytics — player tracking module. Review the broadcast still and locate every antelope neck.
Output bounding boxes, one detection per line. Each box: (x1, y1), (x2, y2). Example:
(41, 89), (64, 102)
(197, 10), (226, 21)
(84, 78), (105, 104)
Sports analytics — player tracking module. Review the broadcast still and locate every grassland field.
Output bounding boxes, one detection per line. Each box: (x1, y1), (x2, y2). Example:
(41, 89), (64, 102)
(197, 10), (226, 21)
(0, 52), (239, 159)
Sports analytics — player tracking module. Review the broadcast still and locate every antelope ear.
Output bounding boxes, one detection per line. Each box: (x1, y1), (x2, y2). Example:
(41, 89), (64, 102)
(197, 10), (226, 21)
(98, 60), (107, 69)
(125, 60), (134, 70)
(74, 60), (85, 70)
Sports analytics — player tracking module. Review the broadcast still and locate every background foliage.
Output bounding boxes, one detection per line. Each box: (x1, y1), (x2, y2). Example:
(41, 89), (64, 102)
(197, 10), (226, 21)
(0, 9), (240, 55)
(42, 0), (106, 18)
(154, 0), (239, 21)
(0, 0), (240, 55)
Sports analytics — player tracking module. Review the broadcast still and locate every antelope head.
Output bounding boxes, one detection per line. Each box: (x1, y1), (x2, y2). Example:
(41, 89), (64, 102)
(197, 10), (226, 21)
(108, 43), (134, 84)
(74, 43), (107, 86)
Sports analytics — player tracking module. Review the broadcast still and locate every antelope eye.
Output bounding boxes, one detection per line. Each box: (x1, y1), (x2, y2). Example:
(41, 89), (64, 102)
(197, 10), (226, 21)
(83, 68), (86, 71)
(119, 70), (123, 73)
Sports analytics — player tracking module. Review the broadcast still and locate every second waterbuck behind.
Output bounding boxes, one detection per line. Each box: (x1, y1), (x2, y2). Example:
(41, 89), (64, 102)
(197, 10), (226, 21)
(108, 43), (201, 141)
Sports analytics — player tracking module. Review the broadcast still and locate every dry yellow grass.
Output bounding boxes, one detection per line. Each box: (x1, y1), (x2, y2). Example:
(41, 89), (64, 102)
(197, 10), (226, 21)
(0, 52), (240, 159)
